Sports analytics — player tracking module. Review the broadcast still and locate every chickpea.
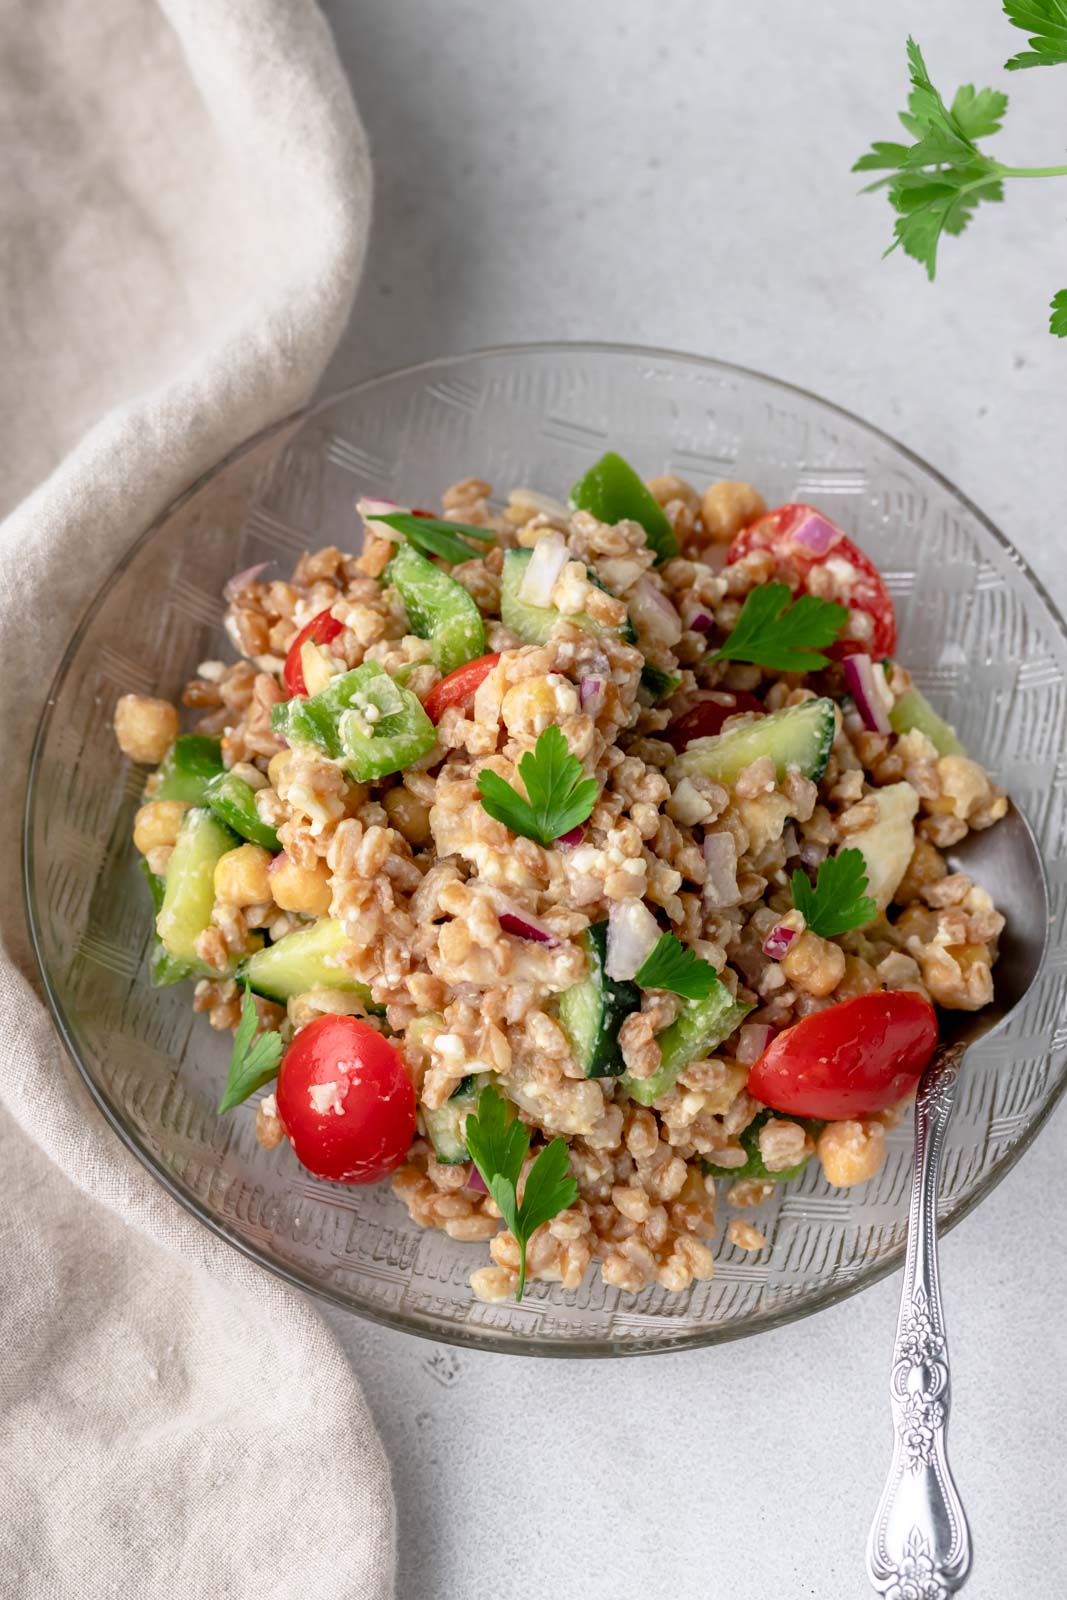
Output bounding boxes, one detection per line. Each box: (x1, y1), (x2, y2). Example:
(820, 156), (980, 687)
(700, 480), (766, 544)
(383, 786), (432, 848)
(269, 853), (332, 916)
(817, 1119), (887, 1187)
(894, 837), (947, 905)
(267, 749), (292, 789)
(500, 675), (577, 737)
(646, 474), (700, 514)
(114, 694), (179, 764)
(780, 929), (846, 998)
(214, 843), (274, 907)
(935, 755), (994, 821)
(132, 799), (189, 856)
(835, 954), (880, 1000)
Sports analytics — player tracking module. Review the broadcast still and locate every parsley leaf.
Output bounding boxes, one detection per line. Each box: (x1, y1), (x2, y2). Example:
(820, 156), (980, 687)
(464, 1086), (578, 1299)
(855, 34), (1067, 332)
(1051, 289), (1067, 336)
(635, 932), (723, 1001)
(1004, 0), (1067, 71)
(707, 581), (847, 674)
(218, 984), (285, 1113)
(477, 724), (598, 847)
(790, 848), (877, 939)
(369, 511), (494, 565)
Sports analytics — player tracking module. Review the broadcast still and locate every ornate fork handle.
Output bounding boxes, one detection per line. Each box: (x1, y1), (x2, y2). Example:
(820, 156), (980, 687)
(867, 1045), (972, 1598)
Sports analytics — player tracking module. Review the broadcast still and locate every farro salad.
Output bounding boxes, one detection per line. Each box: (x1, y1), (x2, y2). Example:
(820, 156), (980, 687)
(114, 455), (1008, 1303)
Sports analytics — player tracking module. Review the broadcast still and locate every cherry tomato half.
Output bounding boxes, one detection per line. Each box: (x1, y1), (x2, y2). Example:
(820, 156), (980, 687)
(422, 651), (502, 724)
(664, 690), (765, 751)
(746, 991), (938, 1120)
(275, 1014), (416, 1183)
(728, 504), (897, 661)
(283, 608), (345, 698)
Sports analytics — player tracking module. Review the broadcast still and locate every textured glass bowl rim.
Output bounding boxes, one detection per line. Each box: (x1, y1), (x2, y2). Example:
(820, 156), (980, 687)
(23, 341), (1067, 1359)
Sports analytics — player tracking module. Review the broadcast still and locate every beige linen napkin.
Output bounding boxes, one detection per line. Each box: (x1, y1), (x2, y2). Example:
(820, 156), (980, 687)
(0, 3), (396, 1596)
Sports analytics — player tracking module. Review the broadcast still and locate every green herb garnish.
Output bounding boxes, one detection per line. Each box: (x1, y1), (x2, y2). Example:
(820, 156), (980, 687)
(218, 984), (285, 1114)
(854, 27), (1067, 336)
(790, 847), (877, 939)
(476, 725), (598, 847)
(707, 582), (847, 674)
(464, 1085), (578, 1300)
(370, 511), (495, 566)
(634, 932), (722, 1001)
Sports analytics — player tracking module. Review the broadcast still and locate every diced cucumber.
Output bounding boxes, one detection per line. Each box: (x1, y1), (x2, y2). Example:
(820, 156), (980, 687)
(202, 771), (280, 852)
(702, 1108), (823, 1183)
(623, 982), (753, 1106)
(638, 664), (682, 706)
(156, 808), (241, 968)
(387, 541), (487, 676)
(558, 922), (641, 1078)
(500, 548), (636, 647)
(140, 860), (194, 986)
(500, 548), (566, 644)
(673, 697), (836, 787)
(570, 451), (678, 563)
(155, 735), (224, 803)
(422, 1073), (489, 1164)
(889, 686), (965, 757)
(272, 661), (437, 781)
(238, 917), (379, 1009)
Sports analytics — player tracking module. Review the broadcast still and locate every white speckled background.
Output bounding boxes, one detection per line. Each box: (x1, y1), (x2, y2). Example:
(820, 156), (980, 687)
(317, 4), (1067, 1595)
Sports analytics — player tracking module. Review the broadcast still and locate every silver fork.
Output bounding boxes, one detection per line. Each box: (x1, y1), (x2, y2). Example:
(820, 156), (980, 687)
(866, 803), (1049, 1597)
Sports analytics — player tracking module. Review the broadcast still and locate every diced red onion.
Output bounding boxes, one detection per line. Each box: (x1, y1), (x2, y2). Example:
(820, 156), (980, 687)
(223, 562), (272, 601)
(630, 577), (683, 647)
(466, 1167), (488, 1193)
(518, 531), (569, 606)
(703, 833), (740, 909)
(790, 510), (839, 555)
(680, 597), (714, 632)
(605, 899), (661, 981)
(843, 652), (892, 734)
(762, 923), (797, 960)
(736, 1024), (773, 1065)
(557, 825), (585, 848)
(498, 907), (561, 947)
(579, 675), (606, 715)
(357, 496), (411, 534)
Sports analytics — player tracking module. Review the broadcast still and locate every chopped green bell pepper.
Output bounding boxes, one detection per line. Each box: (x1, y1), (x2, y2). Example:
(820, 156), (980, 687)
(202, 770), (280, 852)
(273, 661), (436, 781)
(155, 734), (224, 803)
(570, 451), (678, 563)
(386, 541), (486, 675)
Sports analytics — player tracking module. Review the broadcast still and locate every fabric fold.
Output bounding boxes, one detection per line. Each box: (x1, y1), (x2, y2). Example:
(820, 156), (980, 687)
(0, 3), (395, 1595)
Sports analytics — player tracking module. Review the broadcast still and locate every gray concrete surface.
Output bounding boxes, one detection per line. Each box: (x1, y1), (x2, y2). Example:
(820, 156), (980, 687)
(317, 4), (1067, 1596)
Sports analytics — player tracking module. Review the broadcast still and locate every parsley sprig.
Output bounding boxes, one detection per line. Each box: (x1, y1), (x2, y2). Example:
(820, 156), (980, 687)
(1004, 0), (1067, 71)
(635, 932), (723, 1001)
(855, 27), (1067, 336)
(790, 848), (877, 939)
(218, 985), (285, 1113)
(464, 1085), (578, 1300)
(477, 725), (598, 847)
(369, 510), (495, 565)
(707, 582), (847, 674)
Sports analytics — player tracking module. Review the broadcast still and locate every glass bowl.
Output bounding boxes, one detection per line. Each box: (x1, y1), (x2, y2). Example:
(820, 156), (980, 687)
(24, 344), (1067, 1356)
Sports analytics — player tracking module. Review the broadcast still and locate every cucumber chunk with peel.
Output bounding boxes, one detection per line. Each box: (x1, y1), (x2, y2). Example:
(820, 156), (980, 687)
(156, 808), (241, 970)
(238, 917), (379, 1009)
(672, 697), (837, 787)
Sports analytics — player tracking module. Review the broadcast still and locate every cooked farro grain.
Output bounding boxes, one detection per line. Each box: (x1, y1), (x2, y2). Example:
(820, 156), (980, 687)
(118, 458), (1009, 1305)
